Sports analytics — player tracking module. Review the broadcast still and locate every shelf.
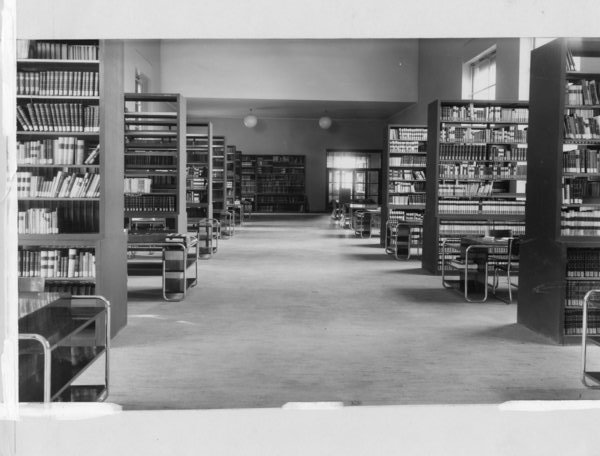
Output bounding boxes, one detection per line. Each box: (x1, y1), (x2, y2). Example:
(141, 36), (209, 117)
(18, 233), (101, 242)
(436, 214), (525, 221)
(389, 204), (426, 210)
(124, 211), (178, 216)
(559, 236), (600, 246)
(18, 197), (100, 201)
(565, 277), (600, 281)
(439, 193), (526, 199)
(124, 111), (177, 118)
(125, 131), (177, 138)
(17, 131), (99, 137)
(439, 159), (525, 164)
(17, 164), (100, 169)
(17, 58), (99, 65)
(125, 119), (178, 126)
(17, 95), (99, 100)
(438, 176), (526, 181)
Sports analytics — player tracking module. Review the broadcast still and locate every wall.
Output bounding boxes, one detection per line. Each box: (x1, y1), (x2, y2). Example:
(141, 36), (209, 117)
(123, 40), (162, 93)
(389, 38), (522, 125)
(160, 40), (418, 103)
(209, 117), (386, 212)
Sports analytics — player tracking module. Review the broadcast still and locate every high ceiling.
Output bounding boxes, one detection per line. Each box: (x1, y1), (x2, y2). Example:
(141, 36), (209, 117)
(186, 98), (412, 120)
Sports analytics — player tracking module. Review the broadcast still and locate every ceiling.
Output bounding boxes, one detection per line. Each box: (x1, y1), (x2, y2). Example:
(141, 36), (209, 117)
(185, 98), (413, 120)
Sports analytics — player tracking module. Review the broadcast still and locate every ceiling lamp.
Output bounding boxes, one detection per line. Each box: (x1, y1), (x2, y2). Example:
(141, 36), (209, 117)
(319, 116), (332, 130)
(243, 110), (258, 128)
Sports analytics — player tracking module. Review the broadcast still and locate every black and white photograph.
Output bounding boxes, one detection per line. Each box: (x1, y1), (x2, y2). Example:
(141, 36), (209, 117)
(2, 1), (600, 455)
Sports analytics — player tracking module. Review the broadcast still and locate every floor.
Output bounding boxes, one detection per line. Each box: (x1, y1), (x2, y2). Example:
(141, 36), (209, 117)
(89, 213), (600, 409)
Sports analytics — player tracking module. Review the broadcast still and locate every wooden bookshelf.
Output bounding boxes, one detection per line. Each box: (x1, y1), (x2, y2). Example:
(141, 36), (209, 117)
(241, 154), (257, 209)
(186, 122), (213, 221)
(123, 93), (186, 233)
(382, 125), (427, 254)
(519, 38), (600, 344)
(212, 135), (226, 214)
(422, 99), (529, 275)
(16, 39), (127, 337)
(253, 155), (306, 212)
(226, 144), (236, 208)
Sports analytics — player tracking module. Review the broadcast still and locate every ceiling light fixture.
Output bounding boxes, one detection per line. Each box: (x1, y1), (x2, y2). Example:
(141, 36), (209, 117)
(243, 109), (258, 128)
(318, 116), (332, 130)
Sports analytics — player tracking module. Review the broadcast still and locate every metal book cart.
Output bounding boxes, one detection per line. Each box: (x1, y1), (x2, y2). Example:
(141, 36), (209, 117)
(127, 233), (199, 301)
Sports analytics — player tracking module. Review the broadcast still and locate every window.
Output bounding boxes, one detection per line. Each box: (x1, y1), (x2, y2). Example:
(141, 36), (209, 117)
(468, 50), (496, 100)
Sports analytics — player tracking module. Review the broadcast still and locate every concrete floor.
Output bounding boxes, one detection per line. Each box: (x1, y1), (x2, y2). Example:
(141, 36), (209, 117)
(94, 213), (600, 409)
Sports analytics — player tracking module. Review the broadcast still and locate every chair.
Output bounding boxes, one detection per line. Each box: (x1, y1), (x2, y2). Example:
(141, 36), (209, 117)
(442, 237), (490, 302)
(491, 237), (520, 304)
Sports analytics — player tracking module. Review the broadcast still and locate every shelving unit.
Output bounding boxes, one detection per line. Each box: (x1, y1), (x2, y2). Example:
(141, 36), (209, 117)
(382, 125), (428, 255)
(123, 93), (186, 233)
(226, 144), (236, 208)
(519, 38), (600, 344)
(212, 135), (226, 214)
(253, 155), (306, 212)
(422, 99), (529, 275)
(234, 149), (242, 202)
(241, 154), (257, 209)
(185, 122), (213, 222)
(16, 39), (127, 337)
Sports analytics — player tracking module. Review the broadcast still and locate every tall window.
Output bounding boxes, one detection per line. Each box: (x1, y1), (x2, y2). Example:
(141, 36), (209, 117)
(469, 50), (496, 100)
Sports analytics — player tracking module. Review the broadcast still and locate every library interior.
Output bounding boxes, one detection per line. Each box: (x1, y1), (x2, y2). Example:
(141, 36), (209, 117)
(4, 1), (600, 454)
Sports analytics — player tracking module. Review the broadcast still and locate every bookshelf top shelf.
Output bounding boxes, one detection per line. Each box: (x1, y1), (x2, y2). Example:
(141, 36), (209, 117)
(124, 112), (177, 118)
(436, 214), (526, 221)
(17, 59), (99, 66)
(17, 131), (99, 138)
(19, 197), (100, 202)
(438, 100), (530, 108)
(559, 236), (600, 247)
(440, 119), (529, 125)
(17, 164), (100, 169)
(17, 95), (99, 101)
(18, 233), (102, 243)
(124, 93), (181, 103)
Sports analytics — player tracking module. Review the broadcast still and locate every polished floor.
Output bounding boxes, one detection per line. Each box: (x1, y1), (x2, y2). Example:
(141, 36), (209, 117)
(88, 213), (600, 409)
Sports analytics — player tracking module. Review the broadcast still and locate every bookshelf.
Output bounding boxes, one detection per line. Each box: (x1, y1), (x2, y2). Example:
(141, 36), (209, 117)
(422, 99), (529, 275)
(250, 155), (306, 212)
(241, 154), (257, 209)
(186, 122), (213, 222)
(382, 125), (428, 255)
(212, 135), (226, 214)
(234, 149), (242, 202)
(123, 93), (186, 233)
(16, 39), (127, 337)
(519, 38), (600, 344)
(226, 144), (236, 208)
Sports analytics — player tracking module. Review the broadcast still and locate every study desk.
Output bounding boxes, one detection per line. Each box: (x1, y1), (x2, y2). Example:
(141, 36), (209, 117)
(127, 233), (199, 301)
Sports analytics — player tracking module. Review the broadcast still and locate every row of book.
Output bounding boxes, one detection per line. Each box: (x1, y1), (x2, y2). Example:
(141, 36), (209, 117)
(566, 280), (600, 307)
(271, 155), (305, 164)
(389, 156), (427, 167)
(390, 182), (426, 193)
(187, 165), (208, 178)
(17, 71), (99, 97)
(124, 195), (176, 212)
(438, 201), (525, 215)
(257, 185), (304, 194)
(439, 144), (527, 161)
(438, 182), (497, 197)
(256, 204), (304, 213)
(45, 282), (96, 295)
(566, 249), (600, 277)
(439, 163), (527, 179)
(186, 177), (207, 190)
(389, 209), (424, 223)
(389, 142), (426, 154)
(187, 152), (209, 164)
(564, 111), (600, 140)
(17, 103), (100, 132)
(256, 195), (305, 203)
(441, 105), (529, 123)
(440, 126), (528, 144)
(17, 138), (99, 165)
(439, 222), (525, 237)
(17, 170), (100, 199)
(388, 128), (427, 141)
(18, 200), (99, 233)
(185, 192), (207, 203)
(562, 178), (600, 204)
(389, 170), (426, 180)
(561, 210), (600, 236)
(18, 248), (96, 278)
(22, 41), (99, 61)
(124, 177), (153, 194)
(125, 155), (176, 168)
(390, 194), (426, 205)
(18, 208), (58, 234)
(564, 308), (600, 335)
(565, 80), (600, 106)
(562, 148), (600, 173)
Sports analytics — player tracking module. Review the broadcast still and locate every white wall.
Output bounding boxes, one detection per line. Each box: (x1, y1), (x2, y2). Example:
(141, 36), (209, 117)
(160, 40), (418, 103)
(0, 0), (18, 453)
(209, 117), (386, 211)
(389, 38), (522, 125)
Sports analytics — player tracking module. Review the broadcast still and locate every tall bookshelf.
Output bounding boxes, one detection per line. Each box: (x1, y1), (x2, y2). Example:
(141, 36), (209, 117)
(254, 155), (306, 212)
(422, 99), (529, 274)
(226, 144), (236, 208)
(16, 40), (127, 335)
(519, 38), (600, 344)
(234, 149), (242, 202)
(123, 93), (186, 233)
(241, 154), (257, 209)
(186, 122), (213, 221)
(382, 125), (428, 252)
(212, 135), (226, 214)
